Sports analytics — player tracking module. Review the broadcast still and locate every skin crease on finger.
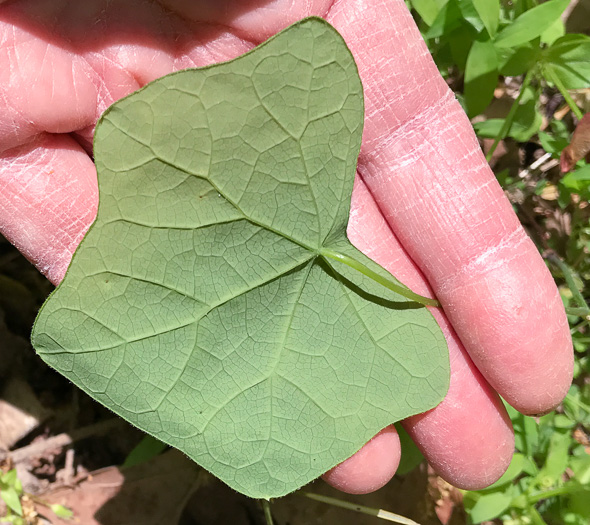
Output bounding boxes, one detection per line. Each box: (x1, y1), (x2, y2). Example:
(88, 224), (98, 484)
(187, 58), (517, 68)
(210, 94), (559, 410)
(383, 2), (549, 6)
(0, 0), (572, 494)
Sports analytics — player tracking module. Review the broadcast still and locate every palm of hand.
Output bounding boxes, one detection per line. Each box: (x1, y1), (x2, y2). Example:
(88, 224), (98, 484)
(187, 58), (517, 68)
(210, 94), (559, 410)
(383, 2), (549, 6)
(0, 0), (573, 495)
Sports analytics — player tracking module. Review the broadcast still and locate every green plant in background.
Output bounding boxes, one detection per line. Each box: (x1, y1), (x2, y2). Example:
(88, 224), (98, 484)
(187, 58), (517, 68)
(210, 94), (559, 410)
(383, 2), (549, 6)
(409, 0), (589, 152)
(462, 401), (590, 524)
(406, 1), (590, 524)
(0, 469), (24, 524)
(1, 467), (74, 523)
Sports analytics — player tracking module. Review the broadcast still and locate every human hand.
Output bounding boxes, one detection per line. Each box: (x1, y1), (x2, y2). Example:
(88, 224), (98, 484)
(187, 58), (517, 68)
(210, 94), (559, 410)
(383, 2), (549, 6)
(0, 0), (573, 496)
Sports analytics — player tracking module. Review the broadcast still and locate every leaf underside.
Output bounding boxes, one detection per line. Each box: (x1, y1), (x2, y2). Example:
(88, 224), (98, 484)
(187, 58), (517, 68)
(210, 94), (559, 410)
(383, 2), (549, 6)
(32, 18), (449, 499)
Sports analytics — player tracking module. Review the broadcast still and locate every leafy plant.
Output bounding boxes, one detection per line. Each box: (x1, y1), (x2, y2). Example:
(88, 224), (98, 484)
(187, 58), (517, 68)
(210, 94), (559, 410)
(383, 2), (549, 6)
(1, 468), (73, 523)
(409, 0), (590, 156)
(31, 18), (449, 499)
(0, 469), (24, 524)
(462, 399), (590, 524)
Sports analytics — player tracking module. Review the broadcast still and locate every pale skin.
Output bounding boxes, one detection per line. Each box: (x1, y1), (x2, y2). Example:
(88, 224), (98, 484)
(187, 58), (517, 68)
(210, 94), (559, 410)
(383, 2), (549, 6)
(0, 0), (574, 495)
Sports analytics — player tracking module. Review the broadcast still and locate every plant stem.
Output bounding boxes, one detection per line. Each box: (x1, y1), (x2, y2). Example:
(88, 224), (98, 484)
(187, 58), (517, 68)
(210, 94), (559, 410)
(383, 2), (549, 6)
(565, 392), (590, 412)
(545, 67), (584, 120)
(486, 69), (535, 162)
(527, 483), (589, 504)
(320, 249), (440, 307)
(527, 505), (548, 525)
(545, 252), (590, 314)
(565, 307), (590, 319)
(571, 318), (589, 334)
(302, 492), (422, 525)
(262, 499), (274, 525)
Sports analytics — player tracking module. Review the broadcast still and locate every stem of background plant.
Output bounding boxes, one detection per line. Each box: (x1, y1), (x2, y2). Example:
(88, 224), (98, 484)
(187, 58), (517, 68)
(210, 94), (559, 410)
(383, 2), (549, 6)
(565, 392), (590, 413)
(571, 318), (590, 334)
(486, 70), (535, 162)
(545, 68), (584, 121)
(302, 492), (422, 525)
(566, 307), (590, 320)
(545, 252), (590, 314)
(320, 249), (440, 307)
(262, 499), (274, 525)
(527, 505), (549, 525)
(527, 483), (589, 504)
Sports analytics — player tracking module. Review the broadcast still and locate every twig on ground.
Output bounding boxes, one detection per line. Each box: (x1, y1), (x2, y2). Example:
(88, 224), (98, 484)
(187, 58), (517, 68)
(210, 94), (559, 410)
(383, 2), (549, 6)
(0, 418), (125, 464)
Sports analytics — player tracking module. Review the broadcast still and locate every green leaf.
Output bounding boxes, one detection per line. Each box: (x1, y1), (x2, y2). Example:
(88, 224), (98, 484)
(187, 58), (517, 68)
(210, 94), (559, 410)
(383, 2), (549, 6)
(541, 17), (565, 45)
(49, 504), (74, 519)
(522, 414), (539, 456)
(568, 490), (590, 521)
(464, 38), (498, 117)
(561, 165), (590, 199)
(570, 455), (590, 485)
(123, 435), (168, 468)
(423, 0), (462, 39)
(467, 492), (512, 523)
(2, 516), (25, 525)
(539, 131), (569, 158)
(411, 0), (449, 26)
(473, 77), (540, 143)
(395, 424), (425, 475)
(0, 487), (22, 516)
(509, 89), (542, 142)
(536, 431), (570, 485)
(1, 470), (18, 489)
(456, 0), (485, 33)
(31, 18), (449, 499)
(473, 119), (503, 138)
(473, 95), (541, 143)
(553, 413), (576, 429)
(448, 26), (476, 70)
(484, 453), (527, 490)
(494, 0), (569, 49)
(498, 44), (539, 77)
(543, 34), (590, 89)
(472, 0), (499, 37)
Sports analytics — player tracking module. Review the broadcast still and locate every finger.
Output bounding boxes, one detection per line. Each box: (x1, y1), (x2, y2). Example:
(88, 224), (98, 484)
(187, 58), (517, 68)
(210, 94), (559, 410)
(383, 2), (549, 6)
(154, 0), (334, 41)
(322, 426), (401, 494)
(0, 134), (97, 284)
(327, 0), (573, 415)
(0, 6), (98, 151)
(347, 177), (514, 490)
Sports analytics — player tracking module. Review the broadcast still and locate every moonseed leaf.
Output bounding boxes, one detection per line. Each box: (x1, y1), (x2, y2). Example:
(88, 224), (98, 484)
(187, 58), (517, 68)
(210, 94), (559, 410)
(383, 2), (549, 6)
(32, 17), (449, 499)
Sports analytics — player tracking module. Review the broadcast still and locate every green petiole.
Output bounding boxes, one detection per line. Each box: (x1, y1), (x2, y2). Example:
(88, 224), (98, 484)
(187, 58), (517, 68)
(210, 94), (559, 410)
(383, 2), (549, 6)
(321, 249), (440, 308)
(262, 500), (274, 525)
